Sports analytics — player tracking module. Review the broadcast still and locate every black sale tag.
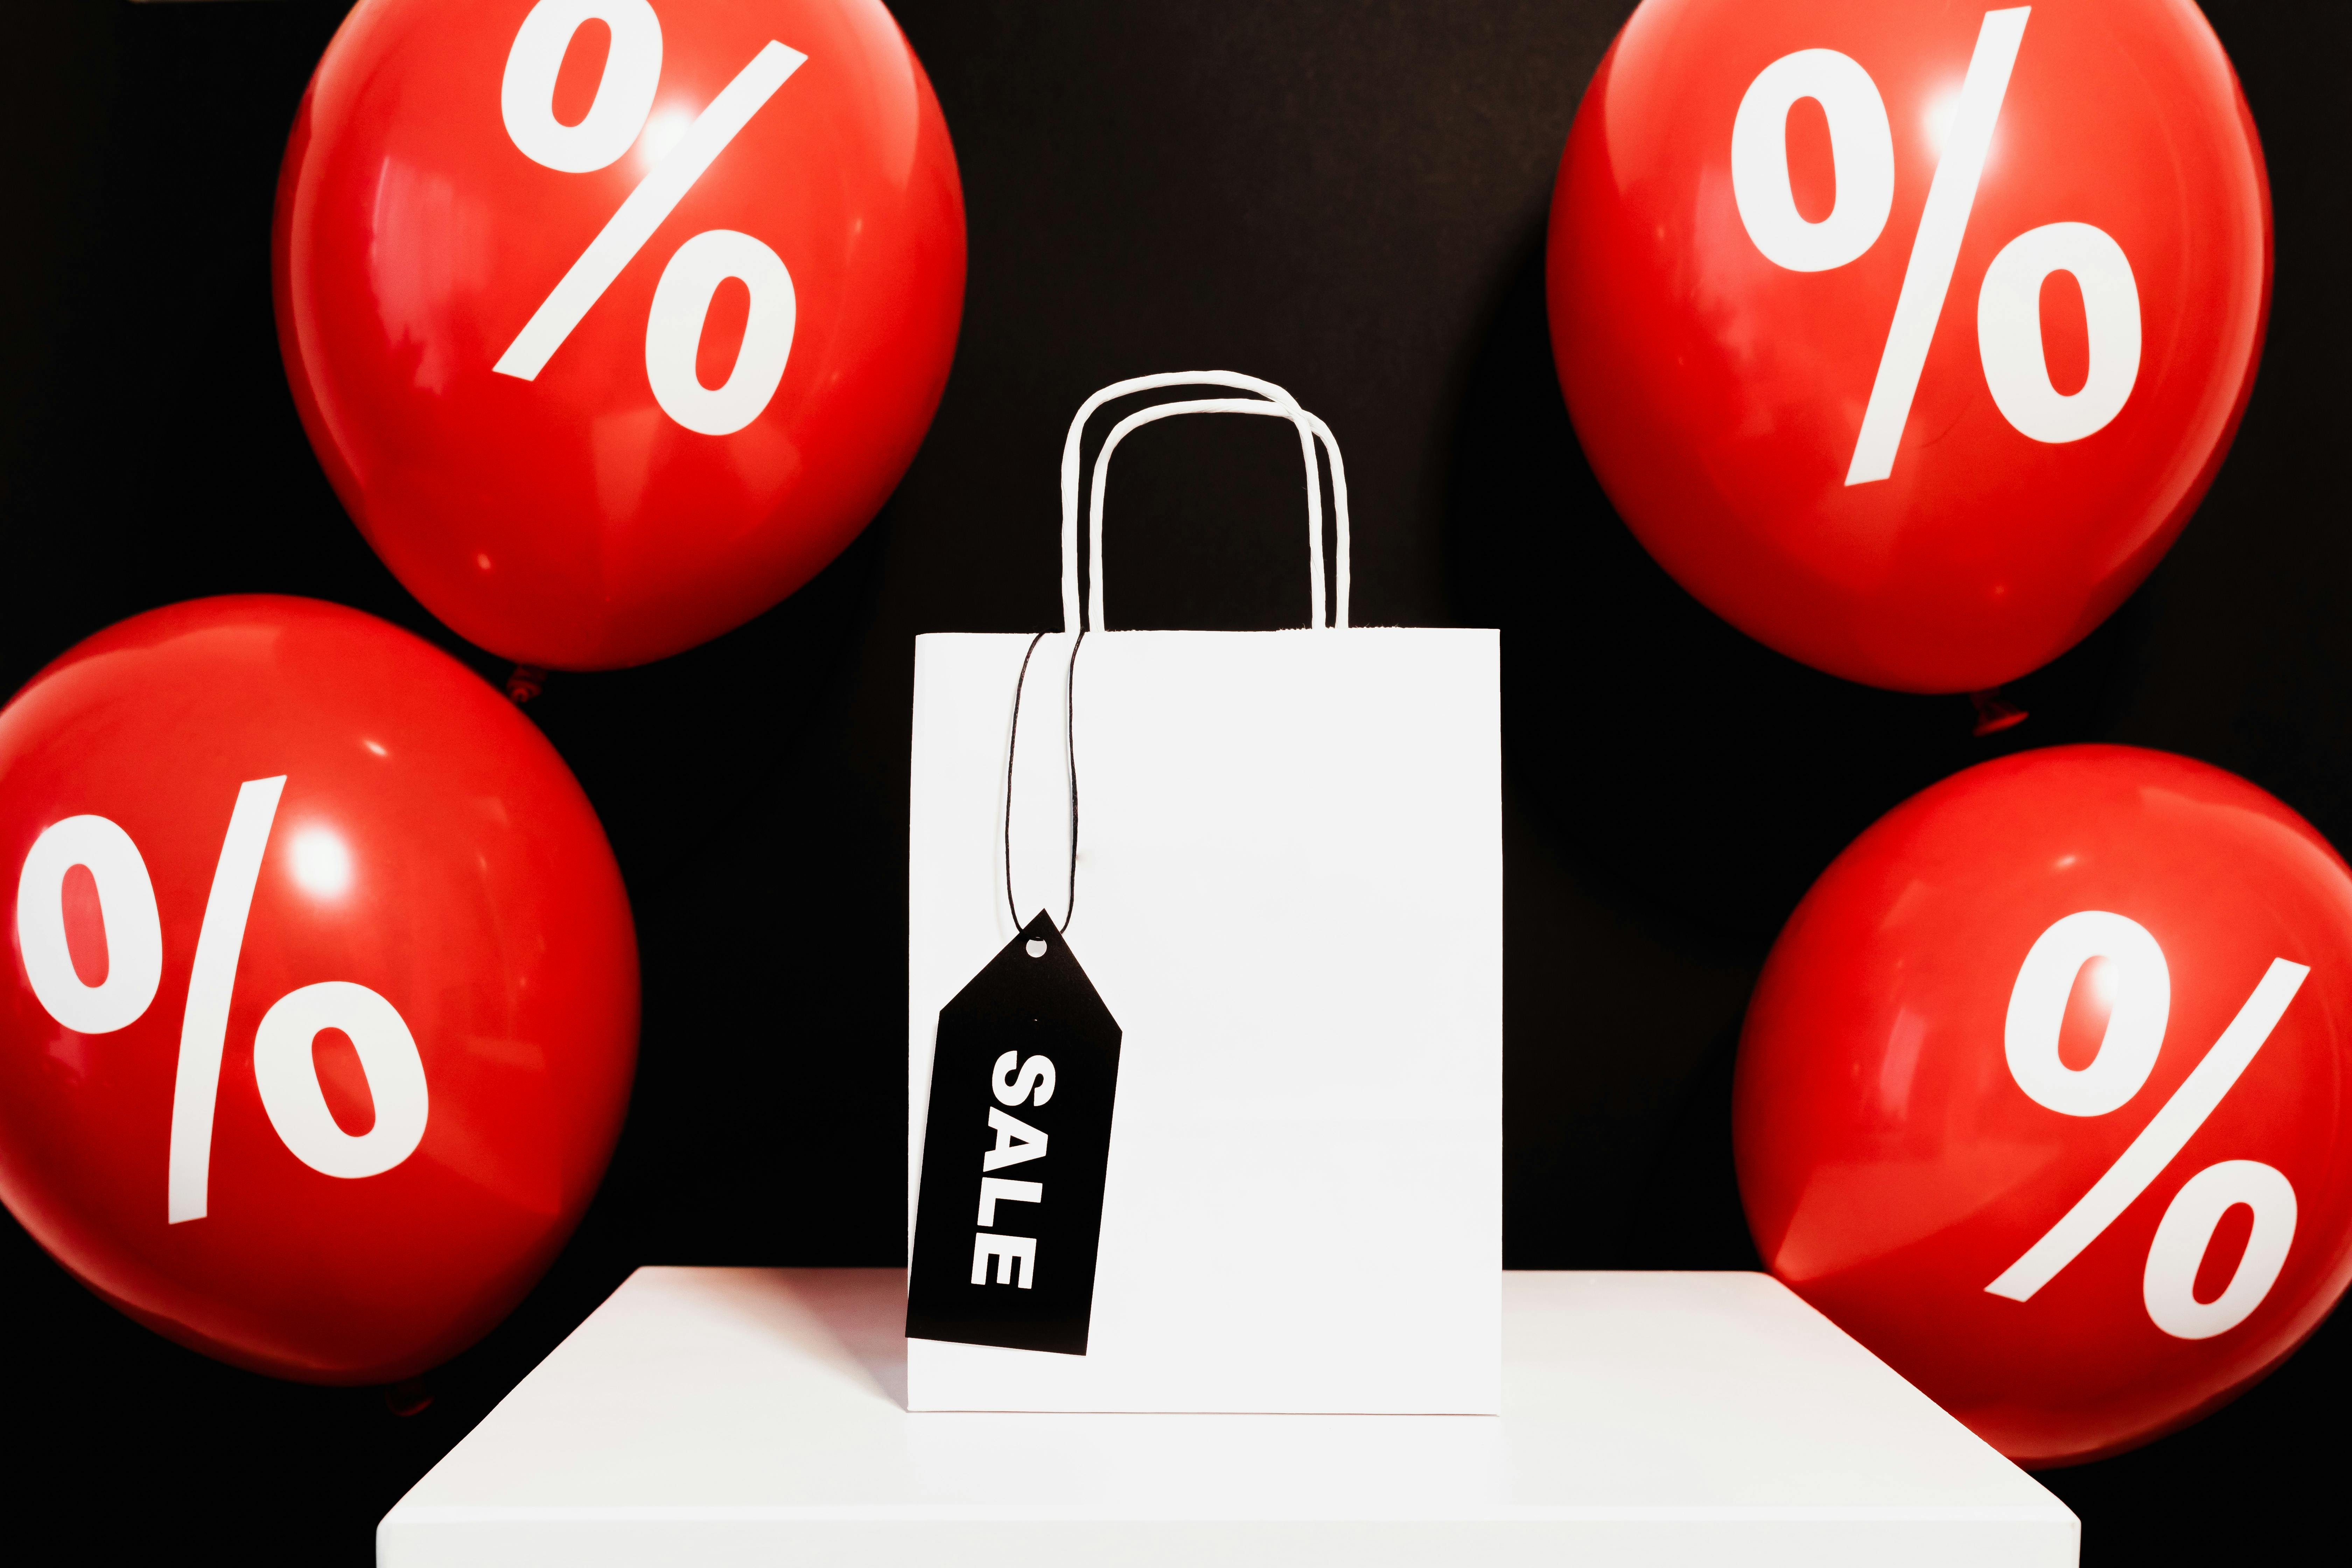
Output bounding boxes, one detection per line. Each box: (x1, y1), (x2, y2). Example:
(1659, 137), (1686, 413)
(907, 910), (1122, 1356)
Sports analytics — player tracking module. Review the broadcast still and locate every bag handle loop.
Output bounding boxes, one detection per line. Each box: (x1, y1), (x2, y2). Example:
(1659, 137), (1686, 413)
(1057, 373), (1351, 632)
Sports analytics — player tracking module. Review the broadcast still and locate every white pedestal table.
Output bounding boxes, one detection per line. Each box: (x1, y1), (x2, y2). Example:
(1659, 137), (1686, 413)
(379, 1267), (2076, 1566)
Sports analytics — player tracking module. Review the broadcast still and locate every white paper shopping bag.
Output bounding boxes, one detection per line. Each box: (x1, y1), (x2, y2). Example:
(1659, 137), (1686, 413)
(907, 373), (1499, 1413)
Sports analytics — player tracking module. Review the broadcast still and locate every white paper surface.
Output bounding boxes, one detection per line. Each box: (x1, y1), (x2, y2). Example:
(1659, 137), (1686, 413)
(908, 628), (1501, 1412)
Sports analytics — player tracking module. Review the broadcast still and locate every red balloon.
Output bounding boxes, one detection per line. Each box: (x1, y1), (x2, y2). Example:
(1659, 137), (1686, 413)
(275, 0), (965, 670)
(0, 597), (637, 1382)
(1736, 746), (2352, 1465)
(1547, 0), (2269, 692)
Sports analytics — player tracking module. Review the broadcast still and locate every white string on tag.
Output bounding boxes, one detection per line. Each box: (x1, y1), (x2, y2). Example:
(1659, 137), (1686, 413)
(1002, 630), (1084, 934)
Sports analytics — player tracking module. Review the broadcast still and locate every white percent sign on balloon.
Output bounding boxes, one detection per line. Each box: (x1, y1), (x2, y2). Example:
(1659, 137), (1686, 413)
(1730, 5), (2144, 484)
(492, 0), (807, 436)
(1987, 910), (2305, 1340)
(14, 779), (429, 1223)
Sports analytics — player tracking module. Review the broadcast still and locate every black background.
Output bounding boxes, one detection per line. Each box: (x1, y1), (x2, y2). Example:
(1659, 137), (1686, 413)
(4, 1), (2344, 1560)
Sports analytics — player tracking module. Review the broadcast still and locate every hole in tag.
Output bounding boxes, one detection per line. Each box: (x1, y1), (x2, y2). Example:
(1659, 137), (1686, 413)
(1026, 939), (1048, 958)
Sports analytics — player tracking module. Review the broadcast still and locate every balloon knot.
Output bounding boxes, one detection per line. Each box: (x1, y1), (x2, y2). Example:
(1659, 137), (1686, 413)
(1969, 687), (2029, 737)
(506, 665), (549, 705)
(383, 1377), (433, 1418)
